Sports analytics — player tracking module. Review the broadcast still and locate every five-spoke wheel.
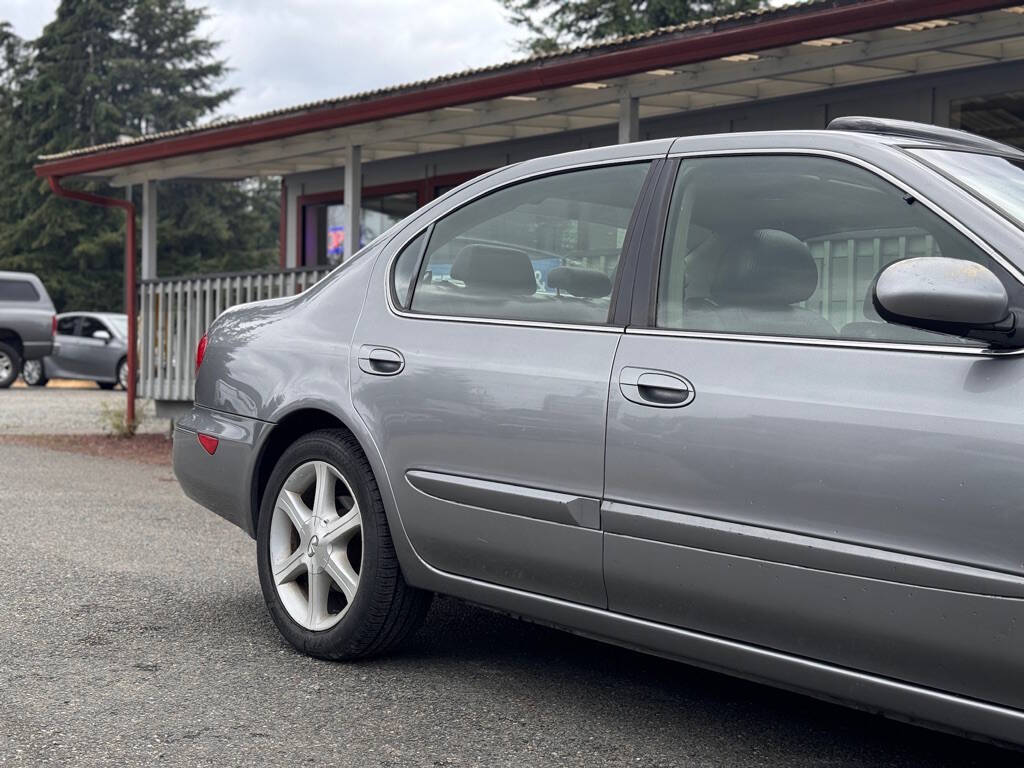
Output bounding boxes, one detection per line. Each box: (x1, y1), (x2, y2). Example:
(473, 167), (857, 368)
(256, 429), (430, 660)
(269, 460), (363, 631)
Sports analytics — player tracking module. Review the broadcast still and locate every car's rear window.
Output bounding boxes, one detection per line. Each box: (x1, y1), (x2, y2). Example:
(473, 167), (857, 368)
(0, 279), (40, 302)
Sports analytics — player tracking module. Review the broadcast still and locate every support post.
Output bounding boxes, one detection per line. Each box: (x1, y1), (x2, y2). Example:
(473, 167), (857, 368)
(48, 177), (137, 427)
(344, 144), (362, 262)
(618, 94), (639, 144)
(141, 179), (157, 280)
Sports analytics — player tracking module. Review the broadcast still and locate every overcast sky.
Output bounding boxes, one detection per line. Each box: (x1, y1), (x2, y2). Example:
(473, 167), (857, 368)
(2, 0), (523, 120)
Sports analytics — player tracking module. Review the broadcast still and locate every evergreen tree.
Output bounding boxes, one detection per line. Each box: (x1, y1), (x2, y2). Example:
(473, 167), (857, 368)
(501, 0), (766, 54)
(0, 1), (278, 313)
(3, 0), (130, 311)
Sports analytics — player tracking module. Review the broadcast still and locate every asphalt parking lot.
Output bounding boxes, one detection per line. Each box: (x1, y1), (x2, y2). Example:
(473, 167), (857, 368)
(1, 389), (1021, 766)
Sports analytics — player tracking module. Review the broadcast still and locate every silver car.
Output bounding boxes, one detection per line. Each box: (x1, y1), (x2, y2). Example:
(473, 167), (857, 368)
(173, 118), (1024, 747)
(22, 312), (129, 389)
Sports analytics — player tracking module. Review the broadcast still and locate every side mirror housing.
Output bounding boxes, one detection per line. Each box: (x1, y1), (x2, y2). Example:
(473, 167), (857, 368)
(92, 329), (112, 343)
(873, 257), (1022, 349)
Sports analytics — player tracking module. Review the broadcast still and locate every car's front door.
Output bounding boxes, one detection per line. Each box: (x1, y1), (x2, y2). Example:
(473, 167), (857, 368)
(72, 316), (113, 379)
(603, 152), (1024, 709)
(49, 314), (83, 378)
(352, 159), (657, 606)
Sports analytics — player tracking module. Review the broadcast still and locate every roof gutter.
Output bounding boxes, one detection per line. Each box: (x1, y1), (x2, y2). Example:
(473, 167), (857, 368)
(33, 0), (1021, 178)
(47, 177), (137, 426)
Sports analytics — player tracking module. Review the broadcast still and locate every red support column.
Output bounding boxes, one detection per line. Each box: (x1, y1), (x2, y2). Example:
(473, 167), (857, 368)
(47, 176), (138, 426)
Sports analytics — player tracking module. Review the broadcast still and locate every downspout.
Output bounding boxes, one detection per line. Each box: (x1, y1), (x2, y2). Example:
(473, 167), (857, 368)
(47, 176), (137, 427)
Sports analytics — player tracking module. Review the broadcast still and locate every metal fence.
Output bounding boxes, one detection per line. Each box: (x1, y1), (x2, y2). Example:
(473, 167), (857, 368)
(139, 266), (330, 401)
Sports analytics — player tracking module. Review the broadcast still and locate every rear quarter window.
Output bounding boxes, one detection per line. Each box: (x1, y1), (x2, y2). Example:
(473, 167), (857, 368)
(0, 279), (40, 302)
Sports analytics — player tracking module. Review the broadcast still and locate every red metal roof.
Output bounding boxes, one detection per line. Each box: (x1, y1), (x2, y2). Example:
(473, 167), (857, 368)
(34, 0), (1023, 179)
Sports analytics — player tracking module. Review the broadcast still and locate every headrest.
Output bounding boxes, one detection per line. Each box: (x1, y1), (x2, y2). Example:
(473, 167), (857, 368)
(547, 266), (612, 299)
(451, 244), (537, 295)
(711, 229), (818, 306)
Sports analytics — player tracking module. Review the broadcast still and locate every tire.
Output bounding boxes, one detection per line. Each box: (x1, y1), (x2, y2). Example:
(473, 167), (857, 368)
(256, 428), (430, 660)
(21, 359), (48, 387)
(0, 342), (22, 389)
(116, 358), (128, 390)
(97, 381), (116, 390)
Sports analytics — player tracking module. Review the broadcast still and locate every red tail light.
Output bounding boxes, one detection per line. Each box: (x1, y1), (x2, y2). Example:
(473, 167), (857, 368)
(195, 333), (208, 374)
(51, 315), (57, 336)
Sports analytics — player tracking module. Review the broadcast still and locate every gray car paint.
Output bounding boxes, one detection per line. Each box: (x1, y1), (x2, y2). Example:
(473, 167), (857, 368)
(173, 131), (1024, 747)
(43, 312), (128, 383)
(0, 271), (54, 361)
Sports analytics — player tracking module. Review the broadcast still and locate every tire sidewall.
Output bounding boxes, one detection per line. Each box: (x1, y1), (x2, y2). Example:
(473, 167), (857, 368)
(256, 431), (387, 657)
(0, 343), (21, 388)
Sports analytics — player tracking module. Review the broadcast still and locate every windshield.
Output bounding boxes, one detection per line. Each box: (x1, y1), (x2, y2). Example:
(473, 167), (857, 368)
(910, 148), (1024, 229)
(107, 316), (128, 337)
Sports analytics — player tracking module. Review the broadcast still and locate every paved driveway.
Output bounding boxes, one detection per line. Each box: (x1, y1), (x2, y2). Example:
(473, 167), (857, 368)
(1, 437), (1021, 767)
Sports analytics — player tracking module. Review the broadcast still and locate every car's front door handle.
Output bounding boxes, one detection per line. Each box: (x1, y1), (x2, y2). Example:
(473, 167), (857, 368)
(619, 367), (695, 408)
(358, 345), (405, 376)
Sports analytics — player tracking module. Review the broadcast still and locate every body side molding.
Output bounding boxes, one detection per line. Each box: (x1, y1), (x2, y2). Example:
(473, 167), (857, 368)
(407, 469), (600, 529)
(603, 500), (1024, 597)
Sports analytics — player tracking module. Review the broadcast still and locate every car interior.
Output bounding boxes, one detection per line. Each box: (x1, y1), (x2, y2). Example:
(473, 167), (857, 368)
(408, 163), (649, 324)
(657, 156), (1009, 346)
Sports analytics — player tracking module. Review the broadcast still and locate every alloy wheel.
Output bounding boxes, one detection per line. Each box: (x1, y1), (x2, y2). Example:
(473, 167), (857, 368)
(22, 360), (42, 385)
(0, 352), (13, 383)
(269, 460), (363, 631)
(118, 360), (128, 389)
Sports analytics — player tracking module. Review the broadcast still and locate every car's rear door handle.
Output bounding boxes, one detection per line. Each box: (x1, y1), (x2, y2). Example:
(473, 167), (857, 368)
(619, 367), (695, 408)
(358, 345), (405, 376)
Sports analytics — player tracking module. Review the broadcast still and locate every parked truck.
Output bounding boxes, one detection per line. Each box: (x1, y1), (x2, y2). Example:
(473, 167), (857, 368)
(0, 271), (55, 388)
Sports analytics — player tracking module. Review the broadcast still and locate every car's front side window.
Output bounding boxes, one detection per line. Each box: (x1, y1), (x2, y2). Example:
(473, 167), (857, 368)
(655, 154), (1021, 347)
(401, 162), (651, 325)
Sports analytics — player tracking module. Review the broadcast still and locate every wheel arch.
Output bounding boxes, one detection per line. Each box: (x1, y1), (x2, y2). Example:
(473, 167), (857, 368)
(249, 402), (429, 587)
(252, 407), (374, 535)
(0, 328), (24, 357)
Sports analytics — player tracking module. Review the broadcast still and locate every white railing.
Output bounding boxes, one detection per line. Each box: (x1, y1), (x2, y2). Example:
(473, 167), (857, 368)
(139, 266), (330, 401)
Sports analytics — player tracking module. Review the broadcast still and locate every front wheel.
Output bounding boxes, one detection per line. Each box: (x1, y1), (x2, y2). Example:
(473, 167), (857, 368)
(21, 359), (48, 387)
(256, 429), (430, 659)
(0, 342), (22, 389)
(117, 359), (128, 390)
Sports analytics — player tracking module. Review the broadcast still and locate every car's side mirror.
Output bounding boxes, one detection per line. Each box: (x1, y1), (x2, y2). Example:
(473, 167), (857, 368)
(873, 257), (1022, 349)
(92, 329), (112, 343)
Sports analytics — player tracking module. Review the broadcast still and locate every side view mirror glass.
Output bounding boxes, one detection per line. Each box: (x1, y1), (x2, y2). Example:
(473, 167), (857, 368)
(92, 329), (112, 342)
(873, 257), (1020, 349)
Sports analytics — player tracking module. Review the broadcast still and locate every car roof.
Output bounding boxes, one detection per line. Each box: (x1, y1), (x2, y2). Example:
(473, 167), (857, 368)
(506, 118), (1023, 181)
(0, 270), (44, 282)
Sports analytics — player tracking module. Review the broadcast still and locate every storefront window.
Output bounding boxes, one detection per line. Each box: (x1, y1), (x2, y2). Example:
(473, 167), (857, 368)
(950, 90), (1024, 149)
(302, 191), (420, 266)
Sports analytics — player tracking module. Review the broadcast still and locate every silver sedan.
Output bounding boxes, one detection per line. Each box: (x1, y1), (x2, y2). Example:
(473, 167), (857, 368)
(22, 312), (129, 389)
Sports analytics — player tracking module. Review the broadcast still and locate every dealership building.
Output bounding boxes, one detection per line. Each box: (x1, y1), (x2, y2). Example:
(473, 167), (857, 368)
(32, 0), (1024, 411)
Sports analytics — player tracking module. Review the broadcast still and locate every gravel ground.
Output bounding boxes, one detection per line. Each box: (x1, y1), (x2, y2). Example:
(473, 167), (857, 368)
(0, 439), (1021, 767)
(0, 387), (166, 435)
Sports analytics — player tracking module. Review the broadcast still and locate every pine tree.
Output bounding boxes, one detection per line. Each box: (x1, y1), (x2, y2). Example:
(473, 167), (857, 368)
(501, 0), (766, 54)
(0, 1), (278, 312)
(2, 0), (130, 311)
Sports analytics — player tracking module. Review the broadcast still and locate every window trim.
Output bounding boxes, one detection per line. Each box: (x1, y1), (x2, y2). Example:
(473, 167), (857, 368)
(631, 147), (1024, 358)
(383, 154), (666, 333)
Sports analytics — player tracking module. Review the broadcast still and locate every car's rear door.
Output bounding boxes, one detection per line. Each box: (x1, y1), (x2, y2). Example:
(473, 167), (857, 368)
(603, 150), (1024, 709)
(352, 153), (663, 606)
